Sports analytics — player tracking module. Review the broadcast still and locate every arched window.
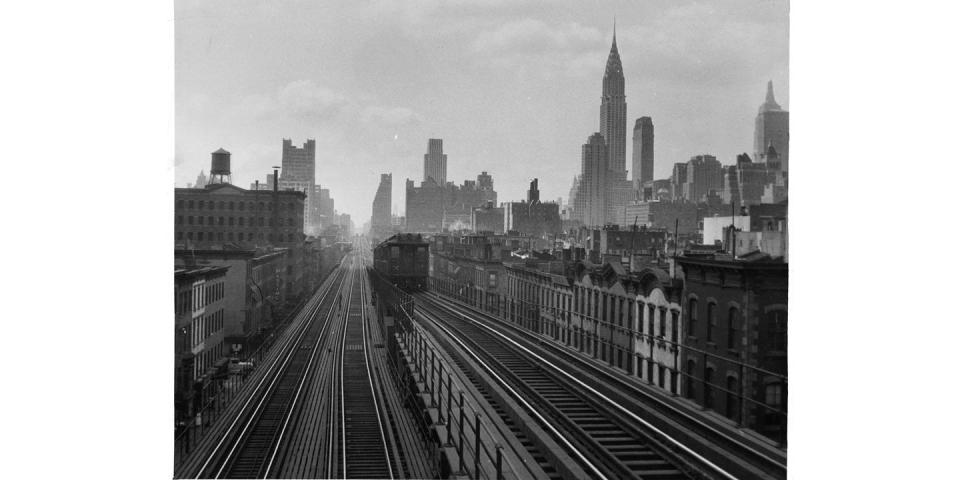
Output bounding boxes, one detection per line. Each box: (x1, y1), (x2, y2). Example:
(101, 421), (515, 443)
(765, 309), (788, 352)
(687, 298), (698, 338)
(707, 302), (717, 342)
(671, 311), (679, 342)
(726, 376), (739, 421)
(648, 304), (656, 338)
(704, 367), (715, 410)
(727, 307), (740, 349)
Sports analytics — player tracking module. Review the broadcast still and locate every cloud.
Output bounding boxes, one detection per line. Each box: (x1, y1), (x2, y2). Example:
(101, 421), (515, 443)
(471, 19), (602, 55)
(360, 105), (423, 127)
(278, 80), (349, 121)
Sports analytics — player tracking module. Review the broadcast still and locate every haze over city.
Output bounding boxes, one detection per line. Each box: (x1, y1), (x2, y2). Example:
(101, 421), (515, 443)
(176, 0), (787, 225)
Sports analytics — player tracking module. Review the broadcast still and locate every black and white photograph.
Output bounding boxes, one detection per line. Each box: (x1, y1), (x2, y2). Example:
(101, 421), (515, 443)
(6, 1), (960, 479)
(171, 1), (788, 478)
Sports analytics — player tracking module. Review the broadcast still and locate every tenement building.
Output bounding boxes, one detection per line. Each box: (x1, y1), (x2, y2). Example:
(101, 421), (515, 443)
(677, 253), (788, 444)
(174, 265), (228, 420)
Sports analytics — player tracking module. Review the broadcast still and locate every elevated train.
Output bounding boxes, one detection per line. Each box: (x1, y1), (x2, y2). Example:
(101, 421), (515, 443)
(372, 233), (429, 291)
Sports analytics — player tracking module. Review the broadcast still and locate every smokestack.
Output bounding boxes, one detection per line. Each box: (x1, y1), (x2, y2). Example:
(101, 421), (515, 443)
(273, 168), (279, 192)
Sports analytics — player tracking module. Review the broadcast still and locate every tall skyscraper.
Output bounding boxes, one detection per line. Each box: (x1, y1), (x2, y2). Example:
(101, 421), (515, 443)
(754, 81), (789, 171)
(576, 133), (610, 227)
(371, 173), (392, 235)
(599, 26), (627, 181)
(632, 117), (654, 189)
(279, 139), (316, 229)
(684, 154), (724, 203)
(423, 138), (447, 185)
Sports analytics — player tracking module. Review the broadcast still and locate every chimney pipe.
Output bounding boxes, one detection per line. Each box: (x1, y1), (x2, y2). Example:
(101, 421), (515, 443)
(273, 168), (279, 192)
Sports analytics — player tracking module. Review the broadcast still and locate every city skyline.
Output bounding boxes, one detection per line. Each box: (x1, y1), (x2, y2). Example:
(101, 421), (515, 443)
(176, 0), (788, 223)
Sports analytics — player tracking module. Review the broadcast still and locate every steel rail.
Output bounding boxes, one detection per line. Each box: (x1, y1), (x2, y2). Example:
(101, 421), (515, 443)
(416, 306), (611, 480)
(192, 263), (348, 479)
(426, 297), (738, 480)
(357, 257), (395, 479)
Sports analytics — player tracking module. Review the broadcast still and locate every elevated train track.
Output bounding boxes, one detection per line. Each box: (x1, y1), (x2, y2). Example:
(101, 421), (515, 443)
(416, 293), (786, 480)
(176, 242), (398, 479)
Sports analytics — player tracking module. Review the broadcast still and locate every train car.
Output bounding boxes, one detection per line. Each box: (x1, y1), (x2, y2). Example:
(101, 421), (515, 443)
(373, 233), (429, 291)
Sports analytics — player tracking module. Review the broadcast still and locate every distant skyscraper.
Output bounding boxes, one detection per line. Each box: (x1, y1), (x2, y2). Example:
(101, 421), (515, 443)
(754, 81), (789, 171)
(599, 26), (627, 181)
(684, 155), (724, 203)
(279, 139), (316, 228)
(423, 138), (447, 185)
(576, 133), (610, 227)
(632, 117), (654, 189)
(371, 173), (392, 235)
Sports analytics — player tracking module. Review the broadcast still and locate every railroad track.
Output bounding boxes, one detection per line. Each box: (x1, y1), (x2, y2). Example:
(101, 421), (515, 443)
(181, 253), (350, 479)
(417, 294), (728, 480)
(325, 248), (396, 479)
(424, 293), (787, 480)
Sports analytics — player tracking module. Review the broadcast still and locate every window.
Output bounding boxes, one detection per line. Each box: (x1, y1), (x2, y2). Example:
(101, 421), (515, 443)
(659, 309), (667, 337)
(176, 231), (183, 240)
(727, 307), (739, 349)
(198, 232), (204, 241)
(239, 217), (244, 226)
(707, 302), (716, 342)
(229, 201), (234, 210)
(671, 311), (679, 342)
(248, 232), (253, 241)
(765, 382), (784, 408)
(187, 232), (193, 240)
(187, 216), (193, 225)
(288, 218), (293, 226)
(198, 216), (204, 225)
(658, 365), (665, 388)
(687, 298), (698, 337)
(685, 360), (696, 399)
(259, 217), (265, 226)
(287, 233), (293, 242)
(726, 376), (739, 421)
(218, 201), (224, 209)
(219, 217), (224, 225)
(177, 200), (183, 209)
(704, 367), (715, 410)
(188, 200), (194, 209)
(258, 202), (264, 210)
(208, 216), (214, 225)
(228, 217), (234, 226)
(648, 305), (656, 338)
(176, 216), (183, 225)
(765, 310), (787, 352)
(217, 232), (223, 241)
(198, 200), (204, 210)
(208, 201), (214, 209)
(239, 202), (245, 211)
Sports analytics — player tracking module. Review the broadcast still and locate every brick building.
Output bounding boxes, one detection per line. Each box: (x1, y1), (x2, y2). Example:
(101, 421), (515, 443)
(175, 265), (228, 419)
(677, 255), (788, 443)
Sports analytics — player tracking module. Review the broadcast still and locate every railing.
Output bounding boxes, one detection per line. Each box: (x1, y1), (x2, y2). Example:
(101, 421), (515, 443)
(427, 276), (788, 447)
(369, 269), (514, 480)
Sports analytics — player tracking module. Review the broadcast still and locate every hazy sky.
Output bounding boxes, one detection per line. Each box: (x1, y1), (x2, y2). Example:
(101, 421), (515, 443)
(176, 0), (788, 224)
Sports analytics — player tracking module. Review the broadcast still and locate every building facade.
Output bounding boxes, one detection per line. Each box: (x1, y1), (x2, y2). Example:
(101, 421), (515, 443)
(423, 138), (447, 185)
(279, 139), (316, 229)
(677, 255), (788, 443)
(576, 132), (610, 227)
(632, 116), (654, 190)
(371, 173), (392, 237)
(174, 183), (306, 249)
(175, 265), (229, 421)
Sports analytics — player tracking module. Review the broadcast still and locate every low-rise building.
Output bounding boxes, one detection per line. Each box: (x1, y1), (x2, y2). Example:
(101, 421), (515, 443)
(677, 254), (788, 443)
(175, 265), (229, 419)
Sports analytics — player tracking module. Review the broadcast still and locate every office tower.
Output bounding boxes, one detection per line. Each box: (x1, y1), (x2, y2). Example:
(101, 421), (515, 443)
(684, 155), (724, 203)
(279, 139), (316, 228)
(754, 81), (789, 171)
(632, 117), (654, 189)
(599, 26), (627, 181)
(576, 133), (610, 227)
(371, 173), (392, 235)
(423, 138), (447, 185)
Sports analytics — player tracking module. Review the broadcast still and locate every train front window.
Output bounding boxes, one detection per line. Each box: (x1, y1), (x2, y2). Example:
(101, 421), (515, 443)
(390, 246), (400, 258)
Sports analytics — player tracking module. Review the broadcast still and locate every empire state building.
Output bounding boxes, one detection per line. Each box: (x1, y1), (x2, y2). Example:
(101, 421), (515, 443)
(599, 26), (627, 181)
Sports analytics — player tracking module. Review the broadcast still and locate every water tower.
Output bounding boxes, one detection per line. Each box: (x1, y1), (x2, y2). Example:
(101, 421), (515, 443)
(209, 148), (232, 185)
